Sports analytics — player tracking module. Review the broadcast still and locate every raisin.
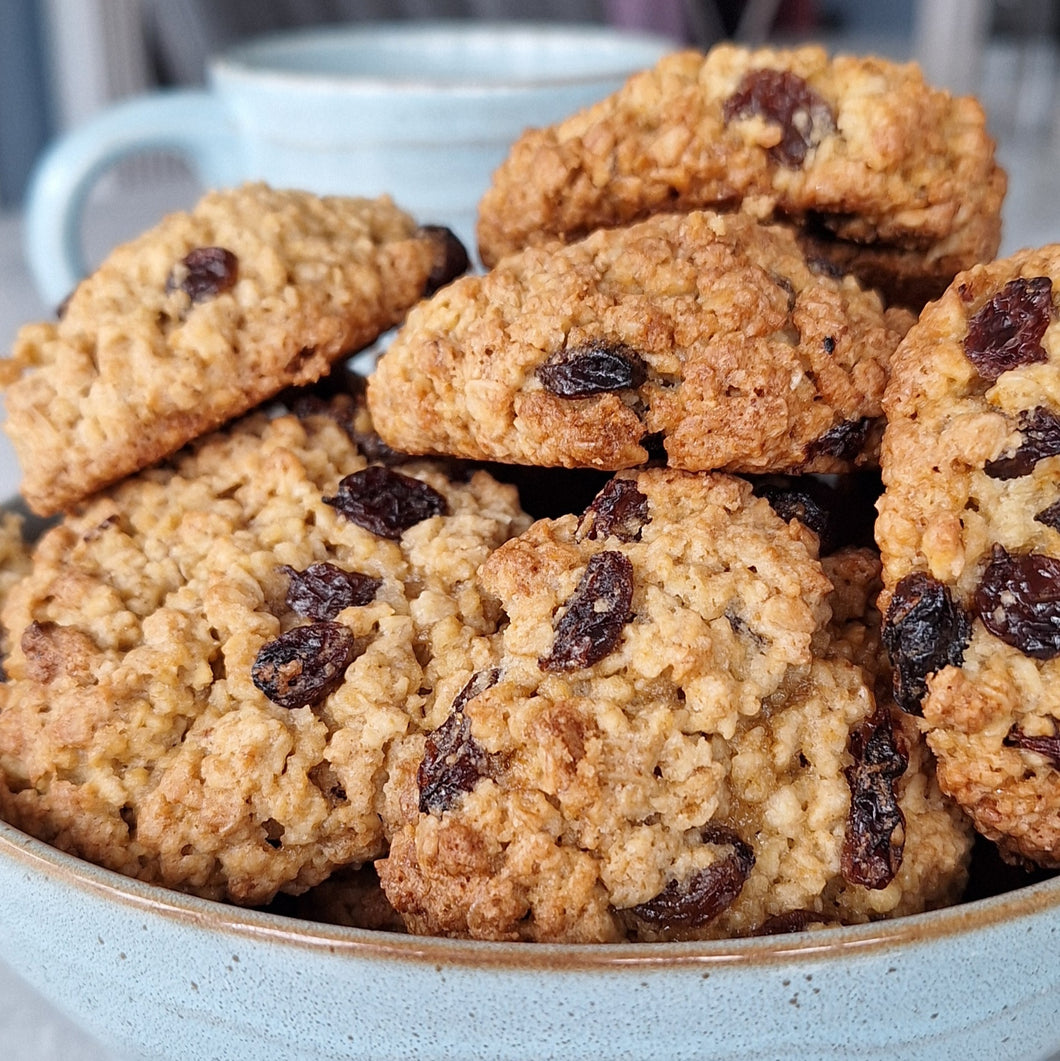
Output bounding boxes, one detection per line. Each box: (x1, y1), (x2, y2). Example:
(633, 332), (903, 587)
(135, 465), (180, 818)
(167, 246), (239, 302)
(539, 551), (634, 671)
(629, 825), (755, 929)
(577, 478), (650, 543)
(1004, 719), (1060, 769)
(841, 705), (908, 890)
(882, 572), (971, 714)
(417, 669), (502, 814)
(985, 406), (1060, 479)
(280, 562), (381, 620)
(418, 225), (470, 295)
(324, 466), (448, 539)
(752, 477), (837, 554)
(805, 417), (872, 463)
(251, 621), (356, 709)
(722, 68), (836, 167)
(964, 276), (1053, 381)
(1036, 499), (1060, 532)
(974, 545), (1060, 660)
(537, 340), (647, 399)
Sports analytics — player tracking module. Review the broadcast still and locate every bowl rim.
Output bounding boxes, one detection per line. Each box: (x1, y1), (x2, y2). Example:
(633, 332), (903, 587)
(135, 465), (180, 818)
(2, 814), (1058, 972)
(210, 20), (678, 94)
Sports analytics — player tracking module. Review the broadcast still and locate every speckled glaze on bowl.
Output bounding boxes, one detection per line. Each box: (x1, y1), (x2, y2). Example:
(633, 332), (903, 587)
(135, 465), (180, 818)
(0, 817), (1057, 1061)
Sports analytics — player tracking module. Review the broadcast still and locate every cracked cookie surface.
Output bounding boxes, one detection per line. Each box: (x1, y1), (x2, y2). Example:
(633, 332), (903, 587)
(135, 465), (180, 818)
(369, 210), (912, 476)
(476, 43), (1005, 308)
(1, 182), (466, 515)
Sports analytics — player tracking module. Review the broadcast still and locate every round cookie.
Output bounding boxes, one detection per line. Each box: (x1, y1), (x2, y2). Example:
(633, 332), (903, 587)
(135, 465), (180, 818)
(368, 210), (913, 475)
(476, 43), (1005, 309)
(1, 182), (468, 516)
(0, 400), (529, 905)
(378, 470), (970, 942)
(877, 244), (1060, 867)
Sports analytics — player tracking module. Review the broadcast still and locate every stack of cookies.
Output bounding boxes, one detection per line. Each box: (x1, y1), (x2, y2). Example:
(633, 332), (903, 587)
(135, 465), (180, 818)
(0, 42), (1053, 945)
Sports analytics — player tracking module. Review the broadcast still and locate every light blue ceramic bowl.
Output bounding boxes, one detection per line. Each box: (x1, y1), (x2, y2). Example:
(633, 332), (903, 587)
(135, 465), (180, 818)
(0, 815), (1057, 1061)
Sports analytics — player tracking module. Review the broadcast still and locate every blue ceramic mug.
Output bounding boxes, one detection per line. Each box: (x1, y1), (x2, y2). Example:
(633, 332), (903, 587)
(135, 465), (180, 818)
(24, 21), (675, 306)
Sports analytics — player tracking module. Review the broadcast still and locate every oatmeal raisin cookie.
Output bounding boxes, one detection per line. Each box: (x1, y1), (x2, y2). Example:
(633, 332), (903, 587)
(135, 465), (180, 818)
(1, 182), (467, 515)
(379, 470), (970, 941)
(476, 44), (1005, 308)
(369, 210), (912, 475)
(0, 401), (528, 904)
(877, 244), (1060, 867)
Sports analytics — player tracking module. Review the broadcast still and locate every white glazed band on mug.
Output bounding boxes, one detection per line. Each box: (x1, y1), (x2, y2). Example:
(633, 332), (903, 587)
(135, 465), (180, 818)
(22, 21), (676, 307)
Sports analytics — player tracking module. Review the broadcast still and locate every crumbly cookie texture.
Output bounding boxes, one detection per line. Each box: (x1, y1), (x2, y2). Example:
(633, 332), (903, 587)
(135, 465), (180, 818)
(0, 510), (32, 664)
(877, 245), (1060, 867)
(0, 511), (30, 612)
(476, 43), (1005, 308)
(0, 403), (529, 905)
(1, 182), (467, 516)
(368, 210), (913, 475)
(378, 470), (970, 942)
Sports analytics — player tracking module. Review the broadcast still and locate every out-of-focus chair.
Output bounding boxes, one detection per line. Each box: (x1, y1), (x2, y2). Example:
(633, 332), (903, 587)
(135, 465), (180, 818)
(914, 0), (1060, 145)
(912, 0), (992, 95)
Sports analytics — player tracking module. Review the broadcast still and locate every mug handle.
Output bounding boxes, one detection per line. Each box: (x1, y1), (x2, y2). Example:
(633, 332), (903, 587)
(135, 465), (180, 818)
(23, 89), (240, 308)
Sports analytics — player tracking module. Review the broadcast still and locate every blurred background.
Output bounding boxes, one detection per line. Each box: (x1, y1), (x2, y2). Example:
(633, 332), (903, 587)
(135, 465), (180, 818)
(6, 0), (1058, 212)
(0, 0), (1057, 337)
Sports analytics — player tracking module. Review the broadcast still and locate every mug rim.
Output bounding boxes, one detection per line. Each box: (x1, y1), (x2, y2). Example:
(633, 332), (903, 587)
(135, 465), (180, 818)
(210, 19), (678, 93)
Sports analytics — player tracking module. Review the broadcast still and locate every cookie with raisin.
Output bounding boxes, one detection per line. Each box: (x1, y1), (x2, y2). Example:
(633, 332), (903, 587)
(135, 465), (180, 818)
(0, 399), (528, 905)
(877, 244), (1060, 867)
(0, 182), (468, 516)
(476, 43), (1005, 308)
(368, 210), (912, 476)
(378, 470), (970, 942)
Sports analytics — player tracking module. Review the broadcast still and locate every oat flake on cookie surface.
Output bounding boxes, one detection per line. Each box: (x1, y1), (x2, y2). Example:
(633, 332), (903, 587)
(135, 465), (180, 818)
(378, 470), (970, 942)
(476, 44), (1005, 308)
(0, 182), (467, 516)
(368, 210), (912, 476)
(0, 398), (528, 905)
(878, 245), (1060, 868)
